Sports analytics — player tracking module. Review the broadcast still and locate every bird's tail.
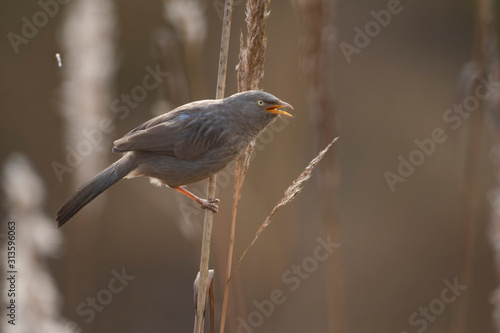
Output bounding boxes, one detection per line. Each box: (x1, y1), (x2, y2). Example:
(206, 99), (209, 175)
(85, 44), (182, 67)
(56, 154), (137, 228)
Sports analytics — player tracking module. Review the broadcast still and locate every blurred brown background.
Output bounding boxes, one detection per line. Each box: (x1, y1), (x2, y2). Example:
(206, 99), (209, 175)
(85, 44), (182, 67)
(1, 0), (497, 332)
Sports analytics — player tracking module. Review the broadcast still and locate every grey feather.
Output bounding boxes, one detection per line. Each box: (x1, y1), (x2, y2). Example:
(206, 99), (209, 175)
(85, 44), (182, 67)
(56, 90), (292, 226)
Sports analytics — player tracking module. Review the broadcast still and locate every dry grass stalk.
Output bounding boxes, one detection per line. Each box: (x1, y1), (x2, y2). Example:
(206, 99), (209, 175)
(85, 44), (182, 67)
(220, 1), (271, 331)
(229, 137), (339, 280)
(219, 142), (254, 333)
(293, 0), (345, 331)
(194, 1), (234, 332)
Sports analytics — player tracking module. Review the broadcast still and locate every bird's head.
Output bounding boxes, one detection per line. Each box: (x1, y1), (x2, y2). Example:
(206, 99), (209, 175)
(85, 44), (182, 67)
(228, 90), (294, 119)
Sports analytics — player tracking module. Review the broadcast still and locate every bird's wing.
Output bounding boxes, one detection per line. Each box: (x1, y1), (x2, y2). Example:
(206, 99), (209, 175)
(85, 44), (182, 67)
(113, 103), (227, 160)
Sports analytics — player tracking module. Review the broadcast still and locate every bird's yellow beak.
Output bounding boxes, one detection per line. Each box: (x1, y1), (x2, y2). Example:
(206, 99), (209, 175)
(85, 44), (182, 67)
(266, 101), (293, 117)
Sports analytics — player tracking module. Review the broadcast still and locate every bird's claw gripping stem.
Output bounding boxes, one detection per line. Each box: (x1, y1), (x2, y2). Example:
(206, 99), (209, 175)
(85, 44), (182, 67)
(199, 198), (220, 213)
(174, 186), (220, 213)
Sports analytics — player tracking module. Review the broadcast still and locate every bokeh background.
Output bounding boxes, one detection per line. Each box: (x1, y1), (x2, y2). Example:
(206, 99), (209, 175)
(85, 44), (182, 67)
(1, 0), (498, 332)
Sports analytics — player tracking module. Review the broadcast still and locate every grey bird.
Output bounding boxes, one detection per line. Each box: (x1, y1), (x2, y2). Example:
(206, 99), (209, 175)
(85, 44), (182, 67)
(56, 90), (293, 227)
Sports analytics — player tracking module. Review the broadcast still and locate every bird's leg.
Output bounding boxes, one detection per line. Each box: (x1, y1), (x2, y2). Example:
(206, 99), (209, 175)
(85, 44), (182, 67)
(173, 186), (220, 213)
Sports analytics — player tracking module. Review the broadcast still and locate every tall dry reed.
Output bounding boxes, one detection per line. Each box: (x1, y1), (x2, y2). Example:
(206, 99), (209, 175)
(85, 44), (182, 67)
(292, 0), (345, 331)
(194, 1), (234, 332)
(219, 1), (271, 332)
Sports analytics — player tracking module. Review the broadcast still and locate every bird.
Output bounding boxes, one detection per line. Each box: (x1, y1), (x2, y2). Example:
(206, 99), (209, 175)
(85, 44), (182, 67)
(56, 90), (293, 227)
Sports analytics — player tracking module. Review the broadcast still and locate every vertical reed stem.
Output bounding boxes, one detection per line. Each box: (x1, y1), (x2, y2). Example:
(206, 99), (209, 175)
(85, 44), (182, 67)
(220, 1), (270, 330)
(194, 1), (233, 332)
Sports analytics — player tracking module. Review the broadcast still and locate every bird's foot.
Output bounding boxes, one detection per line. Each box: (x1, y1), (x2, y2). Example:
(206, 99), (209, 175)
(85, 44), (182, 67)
(173, 187), (220, 213)
(199, 198), (220, 213)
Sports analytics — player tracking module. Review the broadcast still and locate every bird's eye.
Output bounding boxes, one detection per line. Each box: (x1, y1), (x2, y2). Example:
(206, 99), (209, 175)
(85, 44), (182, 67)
(257, 100), (264, 106)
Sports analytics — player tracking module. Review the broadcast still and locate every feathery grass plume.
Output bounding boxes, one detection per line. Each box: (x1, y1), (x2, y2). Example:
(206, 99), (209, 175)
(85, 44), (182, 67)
(58, 0), (116, 325)
(229, 137), (339, 280)
(164, 0), (206, 47)
(220, 1), (271, 331)
(2, 154), (67, 333)
(293, 0), (345, 331)
(237, 0), (271, 92)
(452, 0), (500, 331)
(164, 0), (208, 98)
(59, 0), (116, 202)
